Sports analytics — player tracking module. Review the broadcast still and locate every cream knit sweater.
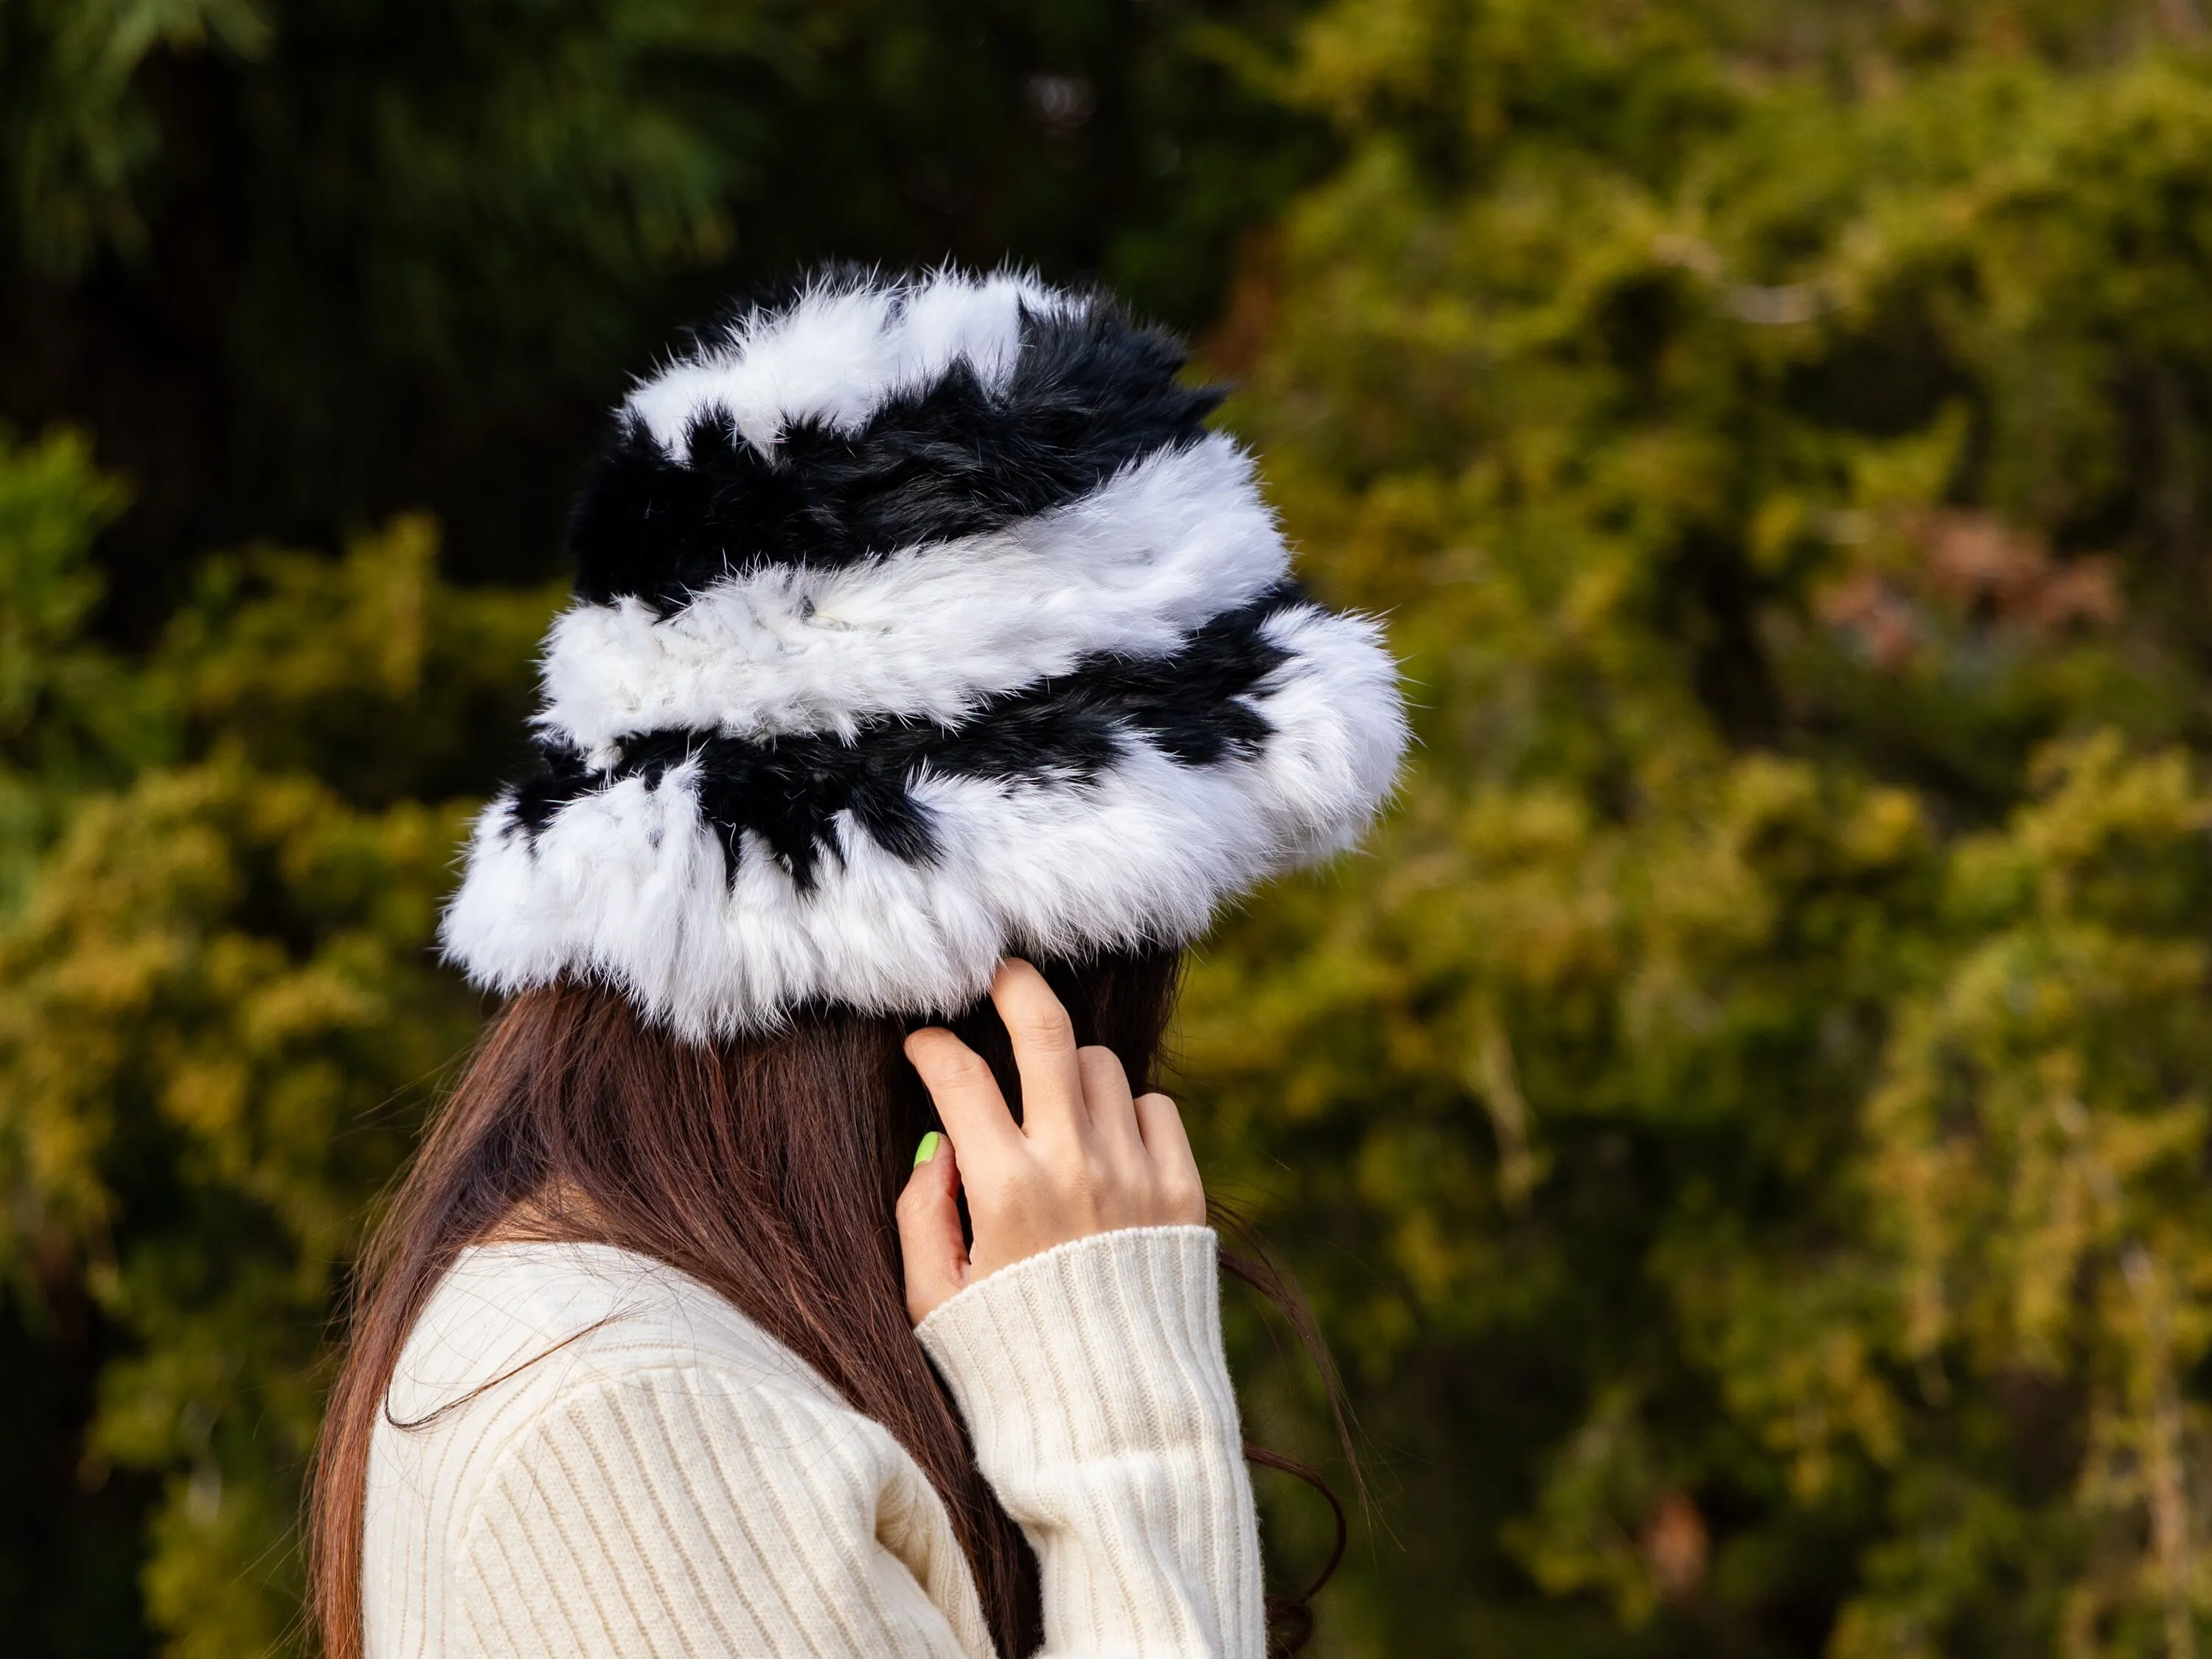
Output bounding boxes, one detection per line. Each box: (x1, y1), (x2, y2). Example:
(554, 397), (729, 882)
(361, 1225), (1263, 1658)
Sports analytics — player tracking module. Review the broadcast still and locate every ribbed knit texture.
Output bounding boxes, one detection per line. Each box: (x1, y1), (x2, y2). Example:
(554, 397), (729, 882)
(361, 1227), (1262, 1658)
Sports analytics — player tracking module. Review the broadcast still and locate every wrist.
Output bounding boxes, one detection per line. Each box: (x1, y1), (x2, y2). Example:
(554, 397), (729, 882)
(916, 1225), (1238, 1472)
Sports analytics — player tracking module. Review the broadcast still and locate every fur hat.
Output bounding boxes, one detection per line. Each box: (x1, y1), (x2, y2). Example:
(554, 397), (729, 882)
(439, 268), (1407, 1038)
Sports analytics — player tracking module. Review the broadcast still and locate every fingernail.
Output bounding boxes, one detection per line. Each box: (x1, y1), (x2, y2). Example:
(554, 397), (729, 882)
(913, 1131), (944, 1167)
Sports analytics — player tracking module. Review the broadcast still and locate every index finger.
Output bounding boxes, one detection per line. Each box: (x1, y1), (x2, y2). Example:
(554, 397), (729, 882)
(903, 1026), (1023, 1166)
(989, 960), (1089, 1150)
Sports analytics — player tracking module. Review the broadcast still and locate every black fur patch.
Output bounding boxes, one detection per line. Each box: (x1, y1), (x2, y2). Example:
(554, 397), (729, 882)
(509, 583), (1307, 888)
(569, 296), (1222, 616)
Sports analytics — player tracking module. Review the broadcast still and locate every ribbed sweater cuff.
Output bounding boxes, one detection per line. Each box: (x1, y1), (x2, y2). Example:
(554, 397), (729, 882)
(914, 1225), (1239, 1475)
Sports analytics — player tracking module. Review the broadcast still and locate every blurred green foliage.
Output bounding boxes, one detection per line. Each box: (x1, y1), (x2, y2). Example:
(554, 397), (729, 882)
(0, 0), (1321, 631)
(0, 490), (552, 1655)
(14, 1), (2212, 1657)
(1181, 2), (2212, 1655)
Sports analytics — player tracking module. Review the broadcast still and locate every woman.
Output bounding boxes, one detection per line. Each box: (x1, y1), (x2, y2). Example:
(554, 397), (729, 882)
(310, 268), (1406, 1659)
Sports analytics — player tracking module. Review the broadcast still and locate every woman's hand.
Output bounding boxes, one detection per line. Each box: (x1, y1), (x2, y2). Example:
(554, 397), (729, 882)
(897, 959), (1207, 1324)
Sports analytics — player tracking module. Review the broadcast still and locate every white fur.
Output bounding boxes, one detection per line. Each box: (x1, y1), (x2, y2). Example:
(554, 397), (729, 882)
(439, 605), (1408, 1038)
(625, 269), (1067, 458)
(535, 434), (1285, 752)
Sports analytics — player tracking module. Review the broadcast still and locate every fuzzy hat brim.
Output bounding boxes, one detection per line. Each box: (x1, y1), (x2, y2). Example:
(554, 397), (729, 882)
(439, 268), (1407, 1037)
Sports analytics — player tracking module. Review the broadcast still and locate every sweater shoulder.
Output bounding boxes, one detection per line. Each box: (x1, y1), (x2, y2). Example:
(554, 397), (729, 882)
(443, 1360), (988, 1659)
(366, 1242), (850, 1587)
(385, 1241), (839, 1427)
(362, 1245), (974, 1659)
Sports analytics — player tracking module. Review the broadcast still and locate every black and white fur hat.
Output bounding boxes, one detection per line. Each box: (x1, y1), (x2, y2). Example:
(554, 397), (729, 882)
(441, 268), (1406, 1039)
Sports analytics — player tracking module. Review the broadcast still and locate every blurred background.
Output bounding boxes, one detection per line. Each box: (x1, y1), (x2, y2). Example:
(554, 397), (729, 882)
(10, 1), (2212, 1654)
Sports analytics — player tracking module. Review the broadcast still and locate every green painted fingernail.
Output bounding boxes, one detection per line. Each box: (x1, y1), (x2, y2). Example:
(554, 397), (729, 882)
(914, 1131), (944, 1167)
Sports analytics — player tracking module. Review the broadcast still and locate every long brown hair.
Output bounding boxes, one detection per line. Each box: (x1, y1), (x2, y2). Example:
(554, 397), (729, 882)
(310, 947), (1346, 1659)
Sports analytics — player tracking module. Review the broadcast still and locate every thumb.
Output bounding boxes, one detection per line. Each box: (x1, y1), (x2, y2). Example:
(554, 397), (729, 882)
(896, 1133), (969, 1324)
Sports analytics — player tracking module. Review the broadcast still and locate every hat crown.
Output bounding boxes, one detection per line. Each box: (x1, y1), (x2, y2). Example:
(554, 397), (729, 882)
(440, 268), (1406, 1038)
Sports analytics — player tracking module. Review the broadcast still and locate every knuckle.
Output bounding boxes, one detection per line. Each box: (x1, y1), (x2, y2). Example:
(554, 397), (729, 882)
(1017, 1004), (1074, 1046)
(1163, 1168), (1206, 1211)
(1077, 1046), (1127, 1085)
(934, 1050), (995, 1091)
(1158, 1187), (1205, 1225)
